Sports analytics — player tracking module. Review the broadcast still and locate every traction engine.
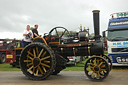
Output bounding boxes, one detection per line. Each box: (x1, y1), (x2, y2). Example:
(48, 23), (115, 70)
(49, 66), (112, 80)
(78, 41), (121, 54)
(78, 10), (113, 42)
(17, 10), (112, 81)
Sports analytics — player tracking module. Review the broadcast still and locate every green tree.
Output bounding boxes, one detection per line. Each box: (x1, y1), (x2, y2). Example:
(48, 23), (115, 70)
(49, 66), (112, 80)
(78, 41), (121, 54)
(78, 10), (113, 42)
(30, 27), (34, 30)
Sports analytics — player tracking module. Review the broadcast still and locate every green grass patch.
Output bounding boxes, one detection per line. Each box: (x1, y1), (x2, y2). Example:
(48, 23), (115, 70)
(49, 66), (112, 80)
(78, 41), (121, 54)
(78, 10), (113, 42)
(0, 63), (20, 71)
(104, 51), (108, 55)
(64, 60), (87, 71)
(64, 66), (84, 71)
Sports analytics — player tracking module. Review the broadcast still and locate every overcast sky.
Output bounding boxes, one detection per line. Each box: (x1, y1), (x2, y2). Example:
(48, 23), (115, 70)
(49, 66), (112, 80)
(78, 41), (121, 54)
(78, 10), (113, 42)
(0, 0), (127, 39)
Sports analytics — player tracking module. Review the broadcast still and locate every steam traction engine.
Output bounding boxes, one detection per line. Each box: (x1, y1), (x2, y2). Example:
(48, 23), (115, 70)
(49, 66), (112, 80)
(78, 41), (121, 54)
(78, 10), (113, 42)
(18, 10), (112, 81)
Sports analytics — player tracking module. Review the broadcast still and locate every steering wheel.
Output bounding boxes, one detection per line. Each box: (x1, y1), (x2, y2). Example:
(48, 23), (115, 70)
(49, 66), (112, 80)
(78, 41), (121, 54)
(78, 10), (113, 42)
(49, 26), (71, 40)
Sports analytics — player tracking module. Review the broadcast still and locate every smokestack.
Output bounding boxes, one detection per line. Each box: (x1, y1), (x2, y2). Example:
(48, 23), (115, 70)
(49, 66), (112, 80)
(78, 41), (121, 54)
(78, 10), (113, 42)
(92, 10), (101, 41)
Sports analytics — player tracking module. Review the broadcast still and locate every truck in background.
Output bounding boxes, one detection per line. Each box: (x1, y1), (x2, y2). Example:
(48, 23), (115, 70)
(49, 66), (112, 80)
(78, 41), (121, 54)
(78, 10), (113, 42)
(0, 39), (21, 64)
(103, 12), (128, 66)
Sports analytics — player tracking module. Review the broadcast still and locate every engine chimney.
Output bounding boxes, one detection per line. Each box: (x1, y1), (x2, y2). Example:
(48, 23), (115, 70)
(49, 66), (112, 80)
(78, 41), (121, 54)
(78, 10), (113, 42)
(92, 10), (101, 41)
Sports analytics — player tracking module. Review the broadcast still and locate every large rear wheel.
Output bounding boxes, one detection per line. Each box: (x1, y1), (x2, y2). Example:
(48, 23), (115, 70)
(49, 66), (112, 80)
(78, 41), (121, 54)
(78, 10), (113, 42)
(20, 42), (56, 80)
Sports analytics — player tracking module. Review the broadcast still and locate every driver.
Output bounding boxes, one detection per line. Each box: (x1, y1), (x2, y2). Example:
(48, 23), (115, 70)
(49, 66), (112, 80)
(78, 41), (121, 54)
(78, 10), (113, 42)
(32, 24), (40, 38)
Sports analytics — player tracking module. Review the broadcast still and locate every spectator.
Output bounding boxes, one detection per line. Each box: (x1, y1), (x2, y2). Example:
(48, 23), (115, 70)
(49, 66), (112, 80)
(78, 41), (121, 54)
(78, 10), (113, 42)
(22, 25), (33, 47)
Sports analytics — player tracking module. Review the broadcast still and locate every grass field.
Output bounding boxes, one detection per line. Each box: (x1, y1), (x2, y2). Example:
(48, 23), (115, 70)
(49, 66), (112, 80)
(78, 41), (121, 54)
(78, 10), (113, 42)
(0, 63), (21, 71)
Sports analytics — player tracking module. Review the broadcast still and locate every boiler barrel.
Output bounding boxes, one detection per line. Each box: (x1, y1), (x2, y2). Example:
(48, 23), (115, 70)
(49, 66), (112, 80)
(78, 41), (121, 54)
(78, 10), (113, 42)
(58, 42), (104, 56)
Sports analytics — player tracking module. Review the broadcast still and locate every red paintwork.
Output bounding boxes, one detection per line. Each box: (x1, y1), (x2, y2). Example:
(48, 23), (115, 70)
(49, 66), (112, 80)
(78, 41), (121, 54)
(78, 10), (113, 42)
(0, 49), (15, 64)
(5, 50), (15, 63)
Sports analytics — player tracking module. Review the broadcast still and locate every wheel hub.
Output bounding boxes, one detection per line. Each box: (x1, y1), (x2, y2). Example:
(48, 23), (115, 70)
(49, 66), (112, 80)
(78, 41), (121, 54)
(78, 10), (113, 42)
(94, 66), (99, 71)
(33, 58), (41, 68)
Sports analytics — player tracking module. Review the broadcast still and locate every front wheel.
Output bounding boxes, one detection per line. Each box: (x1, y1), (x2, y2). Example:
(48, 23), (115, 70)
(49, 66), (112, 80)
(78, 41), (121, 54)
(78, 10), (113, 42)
(20, 42), (56, 80)
(84, 56), (110, 81)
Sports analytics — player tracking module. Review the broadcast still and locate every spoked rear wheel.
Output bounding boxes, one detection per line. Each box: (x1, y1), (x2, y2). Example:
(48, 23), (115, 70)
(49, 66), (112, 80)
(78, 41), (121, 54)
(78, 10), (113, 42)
(20, 42), (56, 80)
(84, 56), (110, 81)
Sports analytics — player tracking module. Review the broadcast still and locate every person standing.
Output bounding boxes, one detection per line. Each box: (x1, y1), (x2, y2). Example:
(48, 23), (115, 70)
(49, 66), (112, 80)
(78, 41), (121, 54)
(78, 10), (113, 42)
(32, 24), (39, 38)
(22, 25), (33, 47)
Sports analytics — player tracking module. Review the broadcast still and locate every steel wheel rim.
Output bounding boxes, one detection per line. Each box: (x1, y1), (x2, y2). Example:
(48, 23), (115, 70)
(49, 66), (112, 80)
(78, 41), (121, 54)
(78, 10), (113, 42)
(84, 56), (110, 81)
